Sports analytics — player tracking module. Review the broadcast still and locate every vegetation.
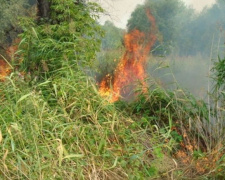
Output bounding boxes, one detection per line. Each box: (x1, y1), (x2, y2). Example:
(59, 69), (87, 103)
(101, 21), (124, 50)
(0, 0), (225, 179)
(95, 21), (125, 80)
(127, 0), (225, 56)
(0, 0), (36, 51)
(146, 55), (210, 99)
(19, 0), (104, 78)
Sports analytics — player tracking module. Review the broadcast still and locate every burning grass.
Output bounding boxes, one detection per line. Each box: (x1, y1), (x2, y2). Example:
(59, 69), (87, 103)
(99, 9), (157, 102)
(0, 60), (10, 81)
(117, 84), (225, 178)
(0, 38), (19, 81)
(0, 8), (224, 180)
(0, 52), (225, 180)
(0, 67), (183, 179)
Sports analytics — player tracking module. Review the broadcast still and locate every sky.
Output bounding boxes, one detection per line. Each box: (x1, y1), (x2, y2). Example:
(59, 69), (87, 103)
(92, 0), (216, 28)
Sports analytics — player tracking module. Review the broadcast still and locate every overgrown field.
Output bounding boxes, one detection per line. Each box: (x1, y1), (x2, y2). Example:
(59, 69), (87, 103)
(0, 0), (225, 179)
(1, 57), (225, 179)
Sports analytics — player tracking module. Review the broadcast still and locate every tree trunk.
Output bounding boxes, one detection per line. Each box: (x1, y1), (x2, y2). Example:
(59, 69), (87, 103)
(37, 0), (51, 20)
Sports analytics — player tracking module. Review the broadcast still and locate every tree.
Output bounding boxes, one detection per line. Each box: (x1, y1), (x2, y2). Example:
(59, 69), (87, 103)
(37, 0), (51, 20)
(177, 0), (225, 56)
(127, 0), (225, 56)
(36, 0), (87, 23)
(0, 0), (28, 51)
(127, 0), (185, 55)
(101, 21), (125, 50)
(174, 6), (196, 56)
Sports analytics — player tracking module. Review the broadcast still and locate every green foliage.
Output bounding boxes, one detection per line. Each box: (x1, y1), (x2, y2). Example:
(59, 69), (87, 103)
(181, 2), (225, 56)
(0, 1), (179, 178)
(127, 5), (152, 34)
(121, 82), (212, 151)
(212, 56), (225, 95)
(0, 0), (224, 179)
(130, 88), (177, 124)
(0, 69), (175, 179)
(19, 1), (104, 78)
(95, 49), (124, 82)
(193, 150), (205, 159)
(170, 130), (183, 143)
(101, 21), (124, 50)
(127, 0), (185, 55)
(95, 21), (124, 82)
(127, 0), (225, 56)
(210, 56), (225, 147)
(0, 0), (30, 49)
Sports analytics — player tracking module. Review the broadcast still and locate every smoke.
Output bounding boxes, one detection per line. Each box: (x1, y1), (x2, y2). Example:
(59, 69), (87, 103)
(92, 0), (217, 28)
(91, 0), (145, 28)
(147, 55), (211, 100)
(187, 0), (216, 11)
(98, 9), (157, 102)
(97, 0), (225, 102)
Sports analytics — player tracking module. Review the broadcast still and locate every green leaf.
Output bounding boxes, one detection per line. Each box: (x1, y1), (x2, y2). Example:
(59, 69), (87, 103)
(62, 154), (84, 160)
(17, 92), (33, 103)
(153, 147), (164, 159)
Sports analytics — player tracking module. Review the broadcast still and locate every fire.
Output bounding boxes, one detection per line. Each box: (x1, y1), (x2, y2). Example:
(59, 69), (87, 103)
(0, 38), (20, 81)
(99, 9), (157, 102)
(0, 60), (10, 81)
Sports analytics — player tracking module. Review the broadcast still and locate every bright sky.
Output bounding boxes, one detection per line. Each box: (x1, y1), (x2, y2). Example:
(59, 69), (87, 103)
(92, 0), (216, 28)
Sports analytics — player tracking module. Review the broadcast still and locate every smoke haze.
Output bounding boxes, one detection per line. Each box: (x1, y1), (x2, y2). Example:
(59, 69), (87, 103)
(92, 0), (216, 28)
(97, 0), (224, 101)
(187, 0), (215, 11)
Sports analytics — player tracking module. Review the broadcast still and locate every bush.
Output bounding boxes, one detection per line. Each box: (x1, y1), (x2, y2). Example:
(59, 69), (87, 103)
(19, 1), (104, 79)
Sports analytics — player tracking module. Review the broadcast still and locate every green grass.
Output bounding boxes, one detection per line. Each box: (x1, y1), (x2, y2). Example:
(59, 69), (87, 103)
(0, 49), (224, 179)
(1, 65), (224, 179)
(0, 67), (180, 179)
(95, 48), (125, 82)
(93, 49), (225, 179)
(1, 0), (224, 178)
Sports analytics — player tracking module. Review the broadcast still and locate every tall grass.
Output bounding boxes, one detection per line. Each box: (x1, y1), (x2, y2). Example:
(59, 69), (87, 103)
(94, 48), (225, 178)
(0, 66), (182, 179)
(1, 52), (225, 179)
(0, 4), (224, 177)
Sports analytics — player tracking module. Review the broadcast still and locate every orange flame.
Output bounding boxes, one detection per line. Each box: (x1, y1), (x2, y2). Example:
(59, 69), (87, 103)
(0, 38), (20, 81)
(99, 9), (157, 102)
(0, 60), (10, 81)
